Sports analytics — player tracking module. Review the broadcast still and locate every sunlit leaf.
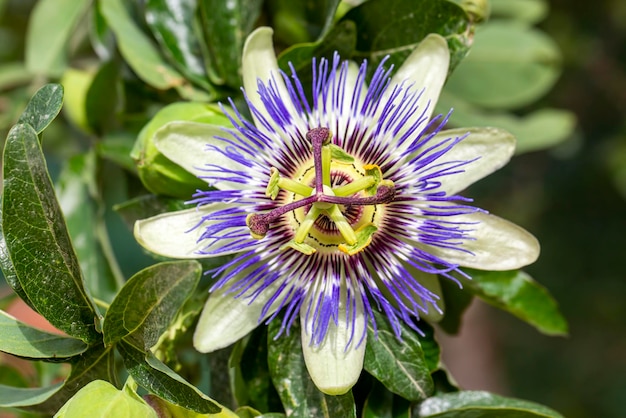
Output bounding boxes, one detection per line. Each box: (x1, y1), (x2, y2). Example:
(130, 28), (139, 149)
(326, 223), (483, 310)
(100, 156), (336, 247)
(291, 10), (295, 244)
(0, 310), (88, 360)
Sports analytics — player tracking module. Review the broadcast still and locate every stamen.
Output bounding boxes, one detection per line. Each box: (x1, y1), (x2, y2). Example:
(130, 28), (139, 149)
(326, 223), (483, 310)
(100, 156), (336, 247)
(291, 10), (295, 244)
(326, 205), (358, 245)
(266, 167), (312, 199)
(333, 175), (376, 197)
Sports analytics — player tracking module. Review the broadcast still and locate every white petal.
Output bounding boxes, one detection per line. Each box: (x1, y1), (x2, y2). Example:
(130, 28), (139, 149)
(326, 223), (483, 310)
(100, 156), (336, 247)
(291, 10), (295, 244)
(418, 212), (540, 271)
(386, 34), (450, 130)
(242, 27), (293, 127)
(300, 294), (366, 395)
(154, 121), (249, 190)
(193, 280), (285, 352)
(134, 204), (246, 259)
(423, 127), (516, 195)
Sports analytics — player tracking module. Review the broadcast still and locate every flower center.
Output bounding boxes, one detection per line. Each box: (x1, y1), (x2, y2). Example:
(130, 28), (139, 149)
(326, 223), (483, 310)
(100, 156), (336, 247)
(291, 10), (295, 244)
(246, 127), (396, 255)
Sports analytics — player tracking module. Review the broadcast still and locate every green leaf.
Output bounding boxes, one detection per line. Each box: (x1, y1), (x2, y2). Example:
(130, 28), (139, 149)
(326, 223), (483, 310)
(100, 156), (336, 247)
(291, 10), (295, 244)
(54, 380), (158, 418)
(117, 340), (221, 414)
(463, 269), (568, 336)
(85, 61), (121, 136)
(103, 260), (201, 349)
(416, 391), (564, 417)
(340, 0), (472, 72)
(364, 311), (434, 402)
(0, 62), (32, 90)
(17, 83), (64, 134)
(437, 277), (474, 335)
(267, 320), (356, 418)
(56, 151), (123, 303)
(114, 195), (188, 230)
(0, 382), (64, 408)
(444, 22), (561, 110)
(0, 309), (88, 360)
(100, 0), (208, 100)
(362, 381), (411, 418)
(2, 123), (100, 343)
(490, 0), (548, 24)
(230, 327), (282, 413)
(25, 0), (91, 77)
(198, 0), (263, 87)
(145, 0), (211, 90)
(268, 0), (340, 45)
(26, 344), (117, 415)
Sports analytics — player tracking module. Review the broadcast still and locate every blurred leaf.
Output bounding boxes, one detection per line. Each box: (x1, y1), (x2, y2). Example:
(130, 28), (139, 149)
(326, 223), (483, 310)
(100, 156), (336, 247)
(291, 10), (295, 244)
(100, 0), (209, 100)
(444, 22), (561, 110)
(341, 0), (472, 72)
(27, 344), (117, 415)
(0, 383), (64, 408)
(96, 133), (138, 173)
(0, 310), (88, 360)
(268, 0), (340, 45)
(364, 311), (434, 402)
(437, 277), (474, 335)
(230, 327), (282, 413)
(55, 380), (157, 418)
(25, 0), (91, 77)
(362, 381), (411, 418)
(17, 83), (64, 134)
(198, 0), (263, 87)
(490, 0), (548, 24)
(103, 260), (201, 349)
(463, 269), (568, 336)
(61, 68), (97, 132)
(145, 0), (212, 90)
(2, 123), (100, 343)
(0, 62), (32, 90)
(267, 320), (356, 418)
(85, 60), (121, 135)
(436, 92), (576, 153)
(118, 340), (221, 414)
(89, 3), (115, 61)
(56, 151), (123, 303)
(415, 390), (564, 417)
(144, 394), (240, 417)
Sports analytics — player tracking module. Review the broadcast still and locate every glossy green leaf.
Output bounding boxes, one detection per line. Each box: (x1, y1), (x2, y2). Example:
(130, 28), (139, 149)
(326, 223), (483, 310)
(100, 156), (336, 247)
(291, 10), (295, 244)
(100, 0), (207, 99)
(55, 380), (157, 418)
(199, 0), (263, 87)
(267, 320), (356, 418)
(445, 22), (561, 110)
(103, 260), (201, 349)
(27, 344), (117, 415)
(17, 83), (64, 134)
(2, 123), (100, 343)
(118, 340), (221, 414)
(463, 269), (568, 336)
(0, 382), (64, 408)
(145, 0), (211, 90)
(416, 391), (564, 417)
(340, 0), (472, 72)
(364, 311), (434, 402)
(0, 309), (88, 359)
(436, 92), (576, 154)
(25, 0), (91, 77)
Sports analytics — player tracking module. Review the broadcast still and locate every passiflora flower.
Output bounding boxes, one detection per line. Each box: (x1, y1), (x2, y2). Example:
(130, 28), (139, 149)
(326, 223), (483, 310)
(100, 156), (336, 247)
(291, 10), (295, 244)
(134, 27), (539, 395)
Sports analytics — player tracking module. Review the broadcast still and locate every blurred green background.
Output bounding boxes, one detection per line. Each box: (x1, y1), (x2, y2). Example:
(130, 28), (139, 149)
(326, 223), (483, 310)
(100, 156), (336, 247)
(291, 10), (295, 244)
(0, 0), (625, 417)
